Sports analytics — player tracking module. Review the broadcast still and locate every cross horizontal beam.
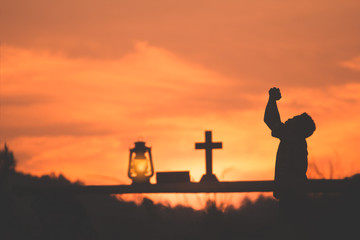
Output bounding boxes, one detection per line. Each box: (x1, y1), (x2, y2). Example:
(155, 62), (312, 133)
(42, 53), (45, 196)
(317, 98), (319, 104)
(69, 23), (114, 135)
(14, 179), (359, 195)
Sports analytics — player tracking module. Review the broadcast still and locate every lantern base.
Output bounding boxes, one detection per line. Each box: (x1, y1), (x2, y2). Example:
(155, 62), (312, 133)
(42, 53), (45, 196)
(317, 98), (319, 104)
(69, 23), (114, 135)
(200, 174), (219, 183)
(131, 178), (151, 185)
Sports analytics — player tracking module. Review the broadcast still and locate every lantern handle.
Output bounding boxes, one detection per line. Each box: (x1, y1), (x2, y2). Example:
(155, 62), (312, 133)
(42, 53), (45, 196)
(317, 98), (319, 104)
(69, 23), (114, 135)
(128, 149), (134, 179)
(146, 147), (154, 178)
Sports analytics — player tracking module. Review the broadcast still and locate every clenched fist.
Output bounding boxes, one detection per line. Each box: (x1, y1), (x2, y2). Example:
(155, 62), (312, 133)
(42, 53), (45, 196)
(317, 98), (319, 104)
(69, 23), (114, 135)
(269, 87), (281, 101)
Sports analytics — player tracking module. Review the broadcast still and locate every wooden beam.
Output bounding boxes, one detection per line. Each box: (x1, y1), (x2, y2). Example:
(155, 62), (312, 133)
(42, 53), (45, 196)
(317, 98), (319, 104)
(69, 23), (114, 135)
(14, 179), (359, 195)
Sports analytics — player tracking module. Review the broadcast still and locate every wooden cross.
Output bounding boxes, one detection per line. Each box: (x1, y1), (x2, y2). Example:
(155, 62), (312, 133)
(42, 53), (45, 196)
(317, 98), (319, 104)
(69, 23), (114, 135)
(195, 131), (222, 182)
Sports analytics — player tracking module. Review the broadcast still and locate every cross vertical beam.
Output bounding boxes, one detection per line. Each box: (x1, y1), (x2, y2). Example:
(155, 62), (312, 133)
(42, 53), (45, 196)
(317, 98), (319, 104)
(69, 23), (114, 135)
(195, 131), (222, 182)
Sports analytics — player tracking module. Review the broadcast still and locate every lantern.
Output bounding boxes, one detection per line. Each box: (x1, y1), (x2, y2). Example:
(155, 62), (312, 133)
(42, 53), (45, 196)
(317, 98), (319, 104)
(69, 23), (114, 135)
(128, 141), (154, 184)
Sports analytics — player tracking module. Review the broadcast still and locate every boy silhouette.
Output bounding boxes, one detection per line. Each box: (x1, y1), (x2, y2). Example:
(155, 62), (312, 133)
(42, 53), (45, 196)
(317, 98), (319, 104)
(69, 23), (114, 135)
(264, 87), (316, 201)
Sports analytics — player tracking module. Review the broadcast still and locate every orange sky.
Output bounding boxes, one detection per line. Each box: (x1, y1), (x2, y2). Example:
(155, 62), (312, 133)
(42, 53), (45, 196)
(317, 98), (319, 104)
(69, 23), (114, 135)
(1, 0), (360, 209)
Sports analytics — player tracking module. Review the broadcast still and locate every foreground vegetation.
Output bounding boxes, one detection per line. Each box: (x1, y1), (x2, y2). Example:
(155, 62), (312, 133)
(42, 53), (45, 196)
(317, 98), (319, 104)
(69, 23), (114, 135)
(1, 147), (359, 240)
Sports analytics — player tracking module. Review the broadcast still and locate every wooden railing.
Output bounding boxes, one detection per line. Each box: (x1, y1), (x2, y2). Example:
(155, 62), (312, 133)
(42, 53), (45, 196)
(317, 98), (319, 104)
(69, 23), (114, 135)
(13, 179), (359, 195)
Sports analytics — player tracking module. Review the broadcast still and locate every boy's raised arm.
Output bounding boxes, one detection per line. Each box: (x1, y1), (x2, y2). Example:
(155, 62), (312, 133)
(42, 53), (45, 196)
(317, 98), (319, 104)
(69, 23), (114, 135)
(264, 87), (282, 130)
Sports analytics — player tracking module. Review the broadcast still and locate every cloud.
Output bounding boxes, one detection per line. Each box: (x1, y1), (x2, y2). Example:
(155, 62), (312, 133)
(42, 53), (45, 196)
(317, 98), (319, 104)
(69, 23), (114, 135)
(340, 56), (360, 71)
(2, 0), (360, 87)
(1, 94), (52, 106)
(1, 122), (113, 138)
(1, 44), (258, 139)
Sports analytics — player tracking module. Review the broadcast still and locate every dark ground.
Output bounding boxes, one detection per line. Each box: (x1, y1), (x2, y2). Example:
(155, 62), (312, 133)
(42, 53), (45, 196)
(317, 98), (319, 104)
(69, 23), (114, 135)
(1, 147), (359, 240)
(1, 170), (359, 240)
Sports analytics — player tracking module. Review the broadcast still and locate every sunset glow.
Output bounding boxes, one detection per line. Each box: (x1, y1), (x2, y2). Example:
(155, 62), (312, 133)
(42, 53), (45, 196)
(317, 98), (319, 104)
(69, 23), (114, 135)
(1, 0), (360, 209)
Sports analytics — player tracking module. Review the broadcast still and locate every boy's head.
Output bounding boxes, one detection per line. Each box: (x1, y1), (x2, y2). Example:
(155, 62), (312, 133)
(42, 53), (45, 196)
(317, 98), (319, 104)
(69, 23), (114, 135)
(285, 113), (316, 138)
